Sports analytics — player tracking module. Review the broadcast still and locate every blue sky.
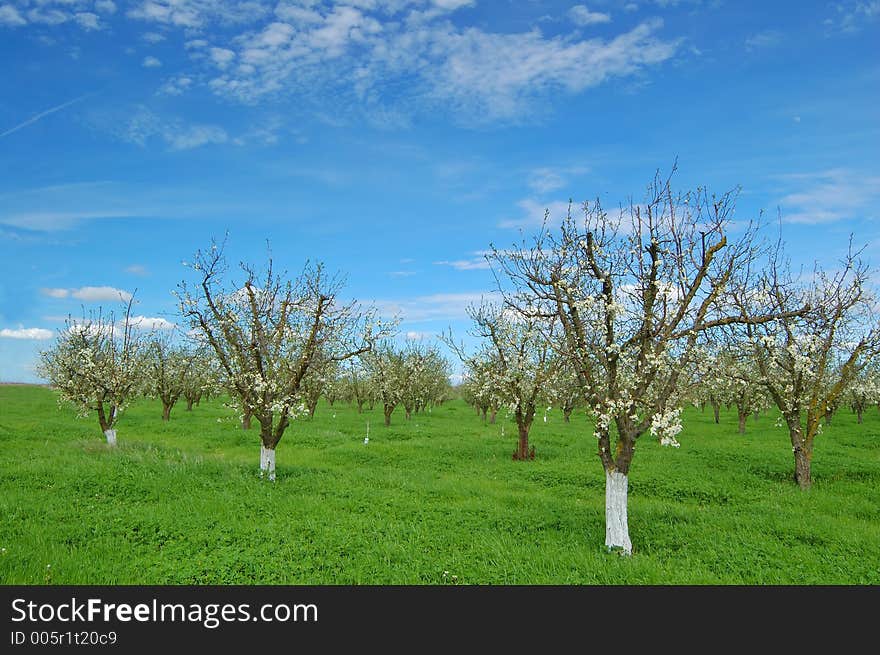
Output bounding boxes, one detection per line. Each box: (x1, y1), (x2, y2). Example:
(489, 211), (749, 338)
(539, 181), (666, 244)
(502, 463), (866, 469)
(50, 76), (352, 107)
(1, 0), (878, 382)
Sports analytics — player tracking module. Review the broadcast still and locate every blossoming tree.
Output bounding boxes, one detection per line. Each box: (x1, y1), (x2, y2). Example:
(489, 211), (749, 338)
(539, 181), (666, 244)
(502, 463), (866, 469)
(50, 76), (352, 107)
(363, 340), (420, 426)
(446, 302), (560, 460)
(145, 334), (193, 421)
(491, 172), (785, 553)
(38, 299), (143, 446)
(177, 240), (385, 480)
(181, 347), (220, 411)
(735, 246), (880, 488)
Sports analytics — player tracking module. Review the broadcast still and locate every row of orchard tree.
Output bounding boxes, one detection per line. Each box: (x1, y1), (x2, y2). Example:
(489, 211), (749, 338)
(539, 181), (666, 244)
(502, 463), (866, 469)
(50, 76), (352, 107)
(38, 247), (454, 479)
(441, 170), (880, 553)
(39, 170), (880, 555)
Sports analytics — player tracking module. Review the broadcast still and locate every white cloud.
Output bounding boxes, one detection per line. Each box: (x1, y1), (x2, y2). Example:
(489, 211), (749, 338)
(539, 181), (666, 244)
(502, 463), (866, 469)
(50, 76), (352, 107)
(0, 327), (54, 340)
(95, 1), (117, 15)
(127, 0), (270, 29)
(72, 286), (133, 302)
(142, 31), (166, 43)
(3, 209), (138, 231)
(499, 198), (574, 229)
(434, 252), (491, 270)
(425, 19), (677, 122)
(825, 1), (880, 33)
(745, 30), (783, 51)
(432, 0), (473, 10)
(777, 169), (880, 225)
(0, 5), (27, 26)
(528, 165), (590, 193)
(41, 288), (70, 299)
(0, 1), (115, 30)
(3, 2), (680, 126)
(196, 5), (677, 123)
(405, 330), (434, 340)
(27, 8), (69, 26)
(568, 5), (612, 26)
(74, 12), (101, 30)
(116, 105), (228, 150)
(373, 291), (500, 322)
(158, 75), (193, 96)
(165, 124), (228, 150)
(209, 46), (236, 68)
(130, 315), (176, 330)
(125, 264), (149, 276)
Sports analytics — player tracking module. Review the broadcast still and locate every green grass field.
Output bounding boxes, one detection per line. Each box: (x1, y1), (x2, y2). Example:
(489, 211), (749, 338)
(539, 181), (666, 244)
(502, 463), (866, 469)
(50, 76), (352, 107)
(1, 384), (878, 584)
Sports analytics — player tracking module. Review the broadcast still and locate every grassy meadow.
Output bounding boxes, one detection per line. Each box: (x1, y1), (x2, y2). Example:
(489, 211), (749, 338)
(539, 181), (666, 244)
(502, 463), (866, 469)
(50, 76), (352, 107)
(1, 384), (878, 585)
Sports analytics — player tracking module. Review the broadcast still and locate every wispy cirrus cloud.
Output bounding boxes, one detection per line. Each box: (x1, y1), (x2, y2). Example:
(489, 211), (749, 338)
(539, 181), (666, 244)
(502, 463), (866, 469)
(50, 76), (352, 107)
(106, 105), (228, 150)
(373, 291), (500, 322)
(776, 169), (880, 225)
(125, 264), (149, 276)
(744, 30), (783, 51)
(2, 2), (682, 126)
(527, 166), (590, 193)
(148, 2), (679, 124)
(499, 198), (574, 229)
(434, 252), (491, 270)
(824, 1), (880, 33)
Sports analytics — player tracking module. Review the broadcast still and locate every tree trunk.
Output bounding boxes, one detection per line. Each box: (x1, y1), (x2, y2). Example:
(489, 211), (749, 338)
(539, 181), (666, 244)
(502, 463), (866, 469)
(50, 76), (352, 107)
(405, 409), (412, 420)
(857, 409), (863, 424)
(242, 409), (252, 430)
(162, 403), (172, 421)
(789, 426), (812, 490)
(384, 404), (394, 427)
(489, 410), (497, 424)
(737, 411), (747, 434)
(260, 444), (276, 482)
(753, 409), (760, 422)
(186, 398), (194, 411)
(97, 403), (116, 446)
(824, 408), (833, 425)
(563, 407), (573, 423)
(512, 423), (534, 460)
(357, 401), (364, 414)
(793, 448), (811, 489)
(712, 401), (720, 424)
(605, 470), (632, 554)
(481, 407), (487, 422)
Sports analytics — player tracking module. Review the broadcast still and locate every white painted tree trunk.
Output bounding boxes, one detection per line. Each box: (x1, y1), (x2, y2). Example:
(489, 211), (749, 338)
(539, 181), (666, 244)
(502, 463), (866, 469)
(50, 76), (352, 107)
(260, 445), (276, 481)
(104, 429), (117, 447)
(605, 470), (632, 555)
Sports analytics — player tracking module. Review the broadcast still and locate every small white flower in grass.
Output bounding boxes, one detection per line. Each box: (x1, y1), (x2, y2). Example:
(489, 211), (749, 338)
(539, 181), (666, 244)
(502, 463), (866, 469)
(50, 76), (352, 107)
(363, 437), (369, 445)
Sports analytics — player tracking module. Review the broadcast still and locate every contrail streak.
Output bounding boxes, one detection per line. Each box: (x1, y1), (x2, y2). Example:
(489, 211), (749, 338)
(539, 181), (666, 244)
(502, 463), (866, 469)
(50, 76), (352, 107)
(0, 93), (94, 139)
